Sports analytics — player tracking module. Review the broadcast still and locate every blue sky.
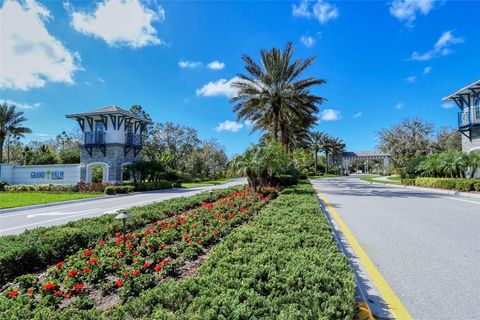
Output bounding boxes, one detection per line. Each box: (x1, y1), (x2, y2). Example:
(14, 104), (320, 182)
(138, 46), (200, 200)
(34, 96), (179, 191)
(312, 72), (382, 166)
(1, 0), (479, 156)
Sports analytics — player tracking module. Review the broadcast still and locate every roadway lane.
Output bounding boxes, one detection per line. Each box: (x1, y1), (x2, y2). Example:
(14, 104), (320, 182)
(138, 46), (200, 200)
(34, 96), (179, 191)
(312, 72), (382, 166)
(311, 176), (480, 320)
(0, 178), (247, 236)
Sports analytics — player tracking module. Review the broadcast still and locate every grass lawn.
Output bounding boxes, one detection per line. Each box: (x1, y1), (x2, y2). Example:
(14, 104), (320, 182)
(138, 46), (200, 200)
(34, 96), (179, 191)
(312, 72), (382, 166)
(0, 192), (101, 209)
(181, 179), (228, 188)
(361, 175), (402, 185)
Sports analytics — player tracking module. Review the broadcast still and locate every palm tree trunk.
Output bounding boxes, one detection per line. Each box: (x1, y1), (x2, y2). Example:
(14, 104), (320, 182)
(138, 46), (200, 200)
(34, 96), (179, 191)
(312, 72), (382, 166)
(314, 151), (318, 174)
(325, 151), (329, 174)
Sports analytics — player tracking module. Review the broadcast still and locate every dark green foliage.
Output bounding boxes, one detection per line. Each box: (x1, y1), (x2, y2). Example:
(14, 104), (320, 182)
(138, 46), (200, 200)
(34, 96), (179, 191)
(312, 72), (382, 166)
(58, 149), (80, 164)
(0, 186), (242, 285)
(108, 183), (356, 319)
(408, 177), (480, 191)
(104, 186), (116, 195)
(0, 181), (7, 191)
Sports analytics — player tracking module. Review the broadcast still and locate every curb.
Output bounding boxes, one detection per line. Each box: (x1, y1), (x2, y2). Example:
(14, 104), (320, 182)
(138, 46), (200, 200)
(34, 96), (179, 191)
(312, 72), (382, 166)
(313, 190), (376, 320)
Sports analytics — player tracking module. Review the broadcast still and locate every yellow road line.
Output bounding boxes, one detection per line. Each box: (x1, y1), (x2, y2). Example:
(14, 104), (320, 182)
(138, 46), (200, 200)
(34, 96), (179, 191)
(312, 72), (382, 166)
(357, 301), (375, 320)
(315, 187), (413, 320)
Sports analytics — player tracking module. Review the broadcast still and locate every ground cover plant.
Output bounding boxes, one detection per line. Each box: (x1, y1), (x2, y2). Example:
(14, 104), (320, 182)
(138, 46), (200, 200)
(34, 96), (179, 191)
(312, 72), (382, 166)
(0, 182), (355, 319)
(0, 187), (276, 318)
(0, 192), (100, 209)
(108, 183), (356, 319)
(401, 177), (480, 192)
(0, 186), (243, 285)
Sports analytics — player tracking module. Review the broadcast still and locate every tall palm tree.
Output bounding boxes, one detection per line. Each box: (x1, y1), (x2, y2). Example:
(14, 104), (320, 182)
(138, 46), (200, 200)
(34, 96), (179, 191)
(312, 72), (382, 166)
(320, 136), (345, 174)
(0, 103), (32, 178)
(309, 131), (326, 174)
(231, 42), (326, 149)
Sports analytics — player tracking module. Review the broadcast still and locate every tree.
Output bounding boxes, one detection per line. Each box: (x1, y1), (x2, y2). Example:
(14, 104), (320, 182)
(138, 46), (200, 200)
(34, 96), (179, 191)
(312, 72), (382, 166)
(433, 127), (462, 152)
(320, 135), (345, 174)
(0, 103), (32, 178)
(377, 118), (435, 168)
(231, 42), (325, 150)
(309, 131), (326, 174)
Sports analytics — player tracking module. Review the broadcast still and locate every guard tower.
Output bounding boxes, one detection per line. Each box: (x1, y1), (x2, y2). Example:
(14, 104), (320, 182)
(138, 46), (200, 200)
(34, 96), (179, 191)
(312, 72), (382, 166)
(443, 80), (480, 153)
(66, 106), (150, 183)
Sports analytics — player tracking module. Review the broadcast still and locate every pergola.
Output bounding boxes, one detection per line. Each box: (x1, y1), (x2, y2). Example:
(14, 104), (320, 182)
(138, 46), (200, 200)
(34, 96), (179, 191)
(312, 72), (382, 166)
(341, 151), (390, 174)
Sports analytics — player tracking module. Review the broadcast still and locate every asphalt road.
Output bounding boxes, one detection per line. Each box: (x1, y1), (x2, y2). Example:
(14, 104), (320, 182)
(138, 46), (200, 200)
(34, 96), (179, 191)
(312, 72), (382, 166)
(311, 176), (480, 320)
(0, 178), (247, 237)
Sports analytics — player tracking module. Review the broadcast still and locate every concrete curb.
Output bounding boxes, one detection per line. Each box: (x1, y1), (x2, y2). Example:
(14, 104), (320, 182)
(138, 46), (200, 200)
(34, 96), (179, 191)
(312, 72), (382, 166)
(313, 188), (385, 320)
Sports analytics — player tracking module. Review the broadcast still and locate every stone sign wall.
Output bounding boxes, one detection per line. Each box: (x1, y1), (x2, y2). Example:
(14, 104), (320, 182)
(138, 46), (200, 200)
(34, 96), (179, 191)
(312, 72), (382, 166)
(0, 164), (81, 185)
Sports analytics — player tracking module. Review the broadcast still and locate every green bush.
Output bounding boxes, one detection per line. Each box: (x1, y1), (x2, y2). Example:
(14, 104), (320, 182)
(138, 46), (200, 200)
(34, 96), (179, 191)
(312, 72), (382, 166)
(0, 186), (243, 285)
(0, 181), (7, 191)
(135, 180), (173, 191)
(104, 186), (116, 195)
(415, 178), (479, 191)
(108, 183), (356, 319)
(401, 179), (417, 186)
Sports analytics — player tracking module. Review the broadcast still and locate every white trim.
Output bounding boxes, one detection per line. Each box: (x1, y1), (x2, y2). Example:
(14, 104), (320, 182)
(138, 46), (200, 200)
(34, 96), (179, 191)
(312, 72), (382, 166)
(86, 162), (110, 184)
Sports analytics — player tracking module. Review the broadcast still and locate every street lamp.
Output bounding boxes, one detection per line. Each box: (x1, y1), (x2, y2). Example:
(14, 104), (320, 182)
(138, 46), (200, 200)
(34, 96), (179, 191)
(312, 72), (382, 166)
(115, 210), (131, 253)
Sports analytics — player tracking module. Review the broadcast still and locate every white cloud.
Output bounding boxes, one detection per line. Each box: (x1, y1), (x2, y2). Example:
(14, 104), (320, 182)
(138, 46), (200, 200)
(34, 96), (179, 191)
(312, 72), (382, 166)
(410, 31), (464, 61)
(215, 120), (243, 132)
(207, 60), (225, 70)
(196, 77), (239, 98)
(406, 75), (417, 83)
(442, 102), (456, 109)
(389, 0), (434, 27)
(292, 0), (339, 24)
(69, 0), (164, 48)
(319, 109), (341, 121)
(423, 66), (432, 74)
(244, 119), (254, 127)
(0, 99), (42, 109)
(353, 112), (363, 118)
(395, 102), (404, 109)
(34, 132), (53, 137)
(300, 35), (315, 48)
(179, 60), (202, 69)
(0, 0), (81, 90)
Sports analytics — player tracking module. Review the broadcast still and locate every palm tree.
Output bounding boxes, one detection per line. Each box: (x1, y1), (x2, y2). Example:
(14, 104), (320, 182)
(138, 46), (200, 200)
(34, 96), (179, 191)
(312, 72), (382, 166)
(320, 136), (345, 174)
(0, 103), (32, 178)
(231, 42), (325, 149)
(309, 131), (325, 174)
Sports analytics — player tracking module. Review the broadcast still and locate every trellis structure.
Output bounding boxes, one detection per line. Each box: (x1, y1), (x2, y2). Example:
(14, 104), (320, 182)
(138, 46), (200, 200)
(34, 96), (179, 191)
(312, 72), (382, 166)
(340, 151), (391, 174)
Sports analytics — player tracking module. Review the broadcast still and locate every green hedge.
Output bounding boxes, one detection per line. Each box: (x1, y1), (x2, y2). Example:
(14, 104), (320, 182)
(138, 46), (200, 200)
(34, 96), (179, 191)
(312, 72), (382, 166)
(107, 183), (356, 319)
(103, 185), (135, 195)
(4, 184), (77, 193)
(0, 186), (242, 286)
(403, 177), (480, 192)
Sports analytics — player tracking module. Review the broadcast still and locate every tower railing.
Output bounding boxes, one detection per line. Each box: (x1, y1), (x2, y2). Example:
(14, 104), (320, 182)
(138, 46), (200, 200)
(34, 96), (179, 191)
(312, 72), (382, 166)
(458, 106), (480, 128)
(125, 133), (142, 147)
(84, 132), (106, 145)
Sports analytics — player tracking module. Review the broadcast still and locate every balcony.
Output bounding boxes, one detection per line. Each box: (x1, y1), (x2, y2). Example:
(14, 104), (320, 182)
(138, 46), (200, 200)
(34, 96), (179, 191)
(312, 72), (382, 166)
(84, 132), (106, 145)
(458, 106), (480, 128)
(125, 133), (142, 147)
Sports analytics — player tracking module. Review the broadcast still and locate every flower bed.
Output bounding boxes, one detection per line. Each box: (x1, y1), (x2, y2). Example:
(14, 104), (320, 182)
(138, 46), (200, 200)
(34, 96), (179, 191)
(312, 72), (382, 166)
(0, 186), (243, 285)
(0, 187), (275, 317)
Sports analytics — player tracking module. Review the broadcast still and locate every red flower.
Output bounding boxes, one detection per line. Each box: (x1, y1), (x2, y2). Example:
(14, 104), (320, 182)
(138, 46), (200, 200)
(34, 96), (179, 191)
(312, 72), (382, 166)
(73, 284), (84, 291)
(117, 252), (124, 258)
(83, 267), (91, 273)
(87, 258), (98, 264)
(83, 249), (93, 257)
(142, 263), (151, 269)
(112, 262), (119, 268)
(154, 264), (162, 272)
(115, 280), (123, 287)
(68, 269), (78, 277)
(197, 239), (203, 245)
(132, 269), (141, 277)
(54, 290), (62, 297)
(192, 223), (198, 229)
(7, 290), (19, 298)
(213, 230), (219, 236)
(161, 258), (169, 266)
(65, 292), (72, 299)
(55, 261), (65, 269)
(26, 289), (34, 295)
(43, 283), (56, 291)
(133, 251), (140, 257)
(99, 240), (106, 246)
(123, 272), (129, 277)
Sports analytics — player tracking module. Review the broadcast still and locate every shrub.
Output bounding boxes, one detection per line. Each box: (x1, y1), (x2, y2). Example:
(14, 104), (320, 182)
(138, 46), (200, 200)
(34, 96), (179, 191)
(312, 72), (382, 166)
(0, 186), (243, 285)
(109, 183), (356, 319)
(414, 178), (479, 191)
(104, 186), (116, 195)
(401, 179), (417, 186)
(0, 181), (8, 191)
